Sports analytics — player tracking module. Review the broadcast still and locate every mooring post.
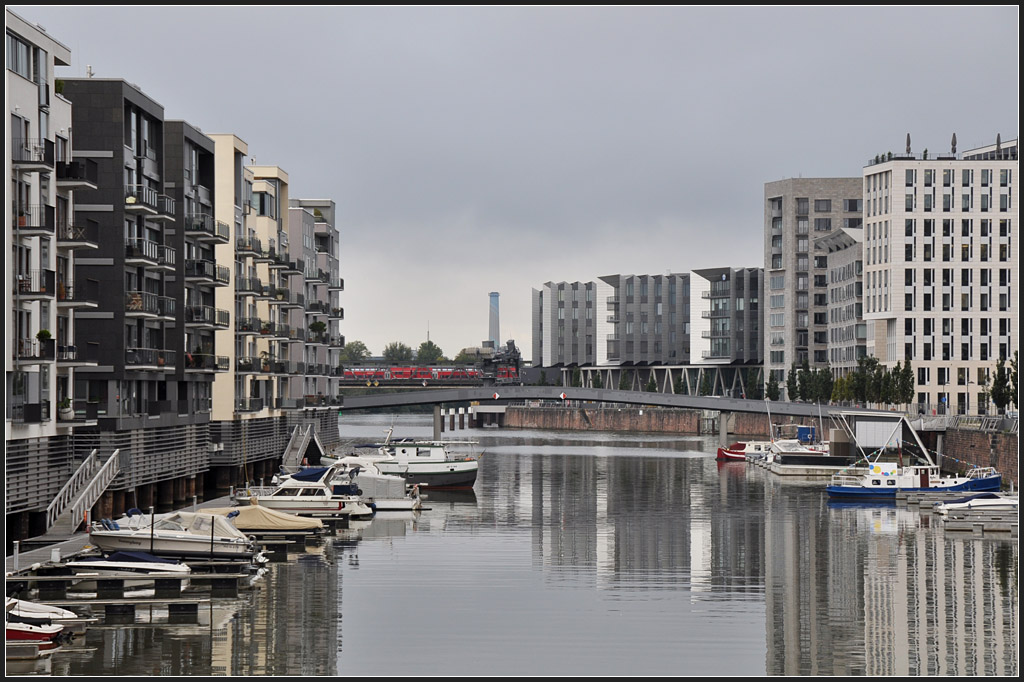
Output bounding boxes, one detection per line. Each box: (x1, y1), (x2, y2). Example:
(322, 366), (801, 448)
(719, 412), (729, 447)
(433, 404), (442, 440)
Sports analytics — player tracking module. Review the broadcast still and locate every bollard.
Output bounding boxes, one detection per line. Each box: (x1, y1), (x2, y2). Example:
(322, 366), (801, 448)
(193, 495), (198, 512)
(12, 541), (19, 572)
(50, 548), (61, 564)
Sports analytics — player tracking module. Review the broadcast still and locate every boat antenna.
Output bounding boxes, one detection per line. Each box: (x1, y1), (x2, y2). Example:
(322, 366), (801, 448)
(765, 398), (774, 442)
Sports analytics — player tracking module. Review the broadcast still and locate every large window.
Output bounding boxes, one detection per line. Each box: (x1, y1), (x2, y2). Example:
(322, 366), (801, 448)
(6, 32), (31, 79)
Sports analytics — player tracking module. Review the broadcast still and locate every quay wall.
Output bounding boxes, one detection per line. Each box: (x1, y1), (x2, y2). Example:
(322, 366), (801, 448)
(501, 406), (1018, 486)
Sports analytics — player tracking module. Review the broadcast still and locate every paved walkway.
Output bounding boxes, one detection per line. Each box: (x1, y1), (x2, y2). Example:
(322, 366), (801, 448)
(5, 495), (236, 575)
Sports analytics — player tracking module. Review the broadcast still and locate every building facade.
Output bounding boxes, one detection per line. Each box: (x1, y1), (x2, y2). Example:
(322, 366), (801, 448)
(815, 226), (865, 377)
(763, 178), (863, 395)
(862, 138), (1019, 414)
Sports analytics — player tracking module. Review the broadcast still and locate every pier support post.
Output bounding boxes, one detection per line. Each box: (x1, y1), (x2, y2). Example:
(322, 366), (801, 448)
(459, 408), (465, 430)
(449, 409), (455, 432)
(719, 412), (730, 447)
(433, 404), (442, 439)
(156, 479), (175, 513)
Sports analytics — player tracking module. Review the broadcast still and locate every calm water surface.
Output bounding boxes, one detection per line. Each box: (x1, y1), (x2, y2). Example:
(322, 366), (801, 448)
(44, 414), (1017, 676)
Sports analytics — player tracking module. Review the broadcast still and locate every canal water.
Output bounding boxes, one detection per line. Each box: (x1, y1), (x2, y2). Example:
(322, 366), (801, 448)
(42, 414), (1017, 676)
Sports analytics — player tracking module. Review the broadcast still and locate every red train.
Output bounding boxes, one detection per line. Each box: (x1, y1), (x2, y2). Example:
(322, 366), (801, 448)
(342, 364), (520, 384)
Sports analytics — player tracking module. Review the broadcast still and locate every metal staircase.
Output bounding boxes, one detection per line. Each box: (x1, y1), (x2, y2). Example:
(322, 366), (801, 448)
(42, 448), (122, 538)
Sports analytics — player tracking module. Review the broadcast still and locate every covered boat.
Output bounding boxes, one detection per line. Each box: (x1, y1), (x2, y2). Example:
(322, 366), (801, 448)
(205, 505), (325, 532)
(933, 491), (1019, 515)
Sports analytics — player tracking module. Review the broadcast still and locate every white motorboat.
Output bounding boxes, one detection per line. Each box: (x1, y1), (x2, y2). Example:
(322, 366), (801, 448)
(65, 550), (191, 590)
(5, 598), (82, 628)
(344, 427), (480, 488)
(328, 459), (422, 512)
(235, 467), (375, 519)
(933, 492), (1018, 515)
(87, 510), (257, 560)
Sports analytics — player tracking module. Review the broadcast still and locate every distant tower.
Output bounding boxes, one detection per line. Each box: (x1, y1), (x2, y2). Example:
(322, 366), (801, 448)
(488, 292), (500, 347)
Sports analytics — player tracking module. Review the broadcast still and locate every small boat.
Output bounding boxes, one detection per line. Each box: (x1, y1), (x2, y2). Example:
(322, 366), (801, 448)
(933, 492), (1019, 515)
(5, 621), (67, 650)
(826, 414), (1003, 500)
(5, 598), (82, 628)
(205, 504), (325, 534)
(716, 441), (771, 462)
(327, 459), (423, 512)
(65, 550), (191, 590)
(88, 510), (258, 560)
(234, 467), (375, 519)
(345, 427), (480, 489)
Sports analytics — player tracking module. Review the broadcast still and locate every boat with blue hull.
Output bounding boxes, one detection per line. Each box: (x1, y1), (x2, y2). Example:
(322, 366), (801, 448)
(825, 413), (1002, 500)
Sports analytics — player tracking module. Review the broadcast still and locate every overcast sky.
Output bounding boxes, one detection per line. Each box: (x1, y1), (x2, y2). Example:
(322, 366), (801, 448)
(10, 6), (1019, 361)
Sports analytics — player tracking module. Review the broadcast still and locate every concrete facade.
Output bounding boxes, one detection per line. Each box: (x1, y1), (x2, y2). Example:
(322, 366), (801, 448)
(815, 226), (865, 376)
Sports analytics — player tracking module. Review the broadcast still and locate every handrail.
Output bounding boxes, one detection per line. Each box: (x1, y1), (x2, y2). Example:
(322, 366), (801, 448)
(69, 449), (122, 530)
(44, 449), (100, 529)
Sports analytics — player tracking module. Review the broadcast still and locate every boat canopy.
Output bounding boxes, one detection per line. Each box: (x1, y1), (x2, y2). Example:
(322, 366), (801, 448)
(290, 466), (332, 483)
(205, 505), (324, 531)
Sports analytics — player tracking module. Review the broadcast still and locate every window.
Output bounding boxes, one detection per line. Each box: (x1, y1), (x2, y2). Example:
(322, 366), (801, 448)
(814, 218), (832, 231)
(796, 198), (809, 215)
(843, 199), (862, 212)
(6, 33), (31, 79)
(814, 199), (832, 212)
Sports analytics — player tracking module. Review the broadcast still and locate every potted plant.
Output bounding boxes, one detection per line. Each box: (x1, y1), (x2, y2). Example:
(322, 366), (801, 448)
(36, 329), (52, 342)
(260, 350), (271, 372)
(58, 397), (74, 420)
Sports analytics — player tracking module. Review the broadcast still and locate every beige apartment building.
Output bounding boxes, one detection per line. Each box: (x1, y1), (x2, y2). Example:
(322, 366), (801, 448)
(862, 138), (1019, 414)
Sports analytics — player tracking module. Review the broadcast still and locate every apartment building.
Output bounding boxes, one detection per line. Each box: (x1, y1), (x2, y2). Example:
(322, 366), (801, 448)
(690, 267), (763, 366)
(763, 178), (863, 394)
(815, 226), (865, 376)
(862, 137), (1019, 414)
(6, 12), (101, 535)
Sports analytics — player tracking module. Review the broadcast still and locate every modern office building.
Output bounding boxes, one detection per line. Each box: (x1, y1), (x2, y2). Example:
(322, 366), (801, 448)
(690, 267), (763, 366)
(861, 137), (1019, 414)
(815, 226), (865, 376)
(763, 178), (863, 395)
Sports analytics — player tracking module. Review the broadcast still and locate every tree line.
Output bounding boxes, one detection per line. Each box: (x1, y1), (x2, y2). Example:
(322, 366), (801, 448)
(338, 339), (480, 366)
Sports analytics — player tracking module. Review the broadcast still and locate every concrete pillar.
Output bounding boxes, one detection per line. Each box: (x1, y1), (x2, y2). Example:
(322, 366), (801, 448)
(434, 404), (442, 439)
(111, 489), (126, 519)
(719, 412), (729, 447)
(449, 409), (455, 431)
(137, 483), (154, 511)
(458, 408), (465, 430)
(156, 480), (175, 513)
(194, 473), (205, 502)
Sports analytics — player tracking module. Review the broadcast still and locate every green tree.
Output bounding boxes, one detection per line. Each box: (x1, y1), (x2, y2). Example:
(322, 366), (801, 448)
(786, 362), (799, 401)
(900, 357), (915, 407)
(571, 368), (582, 388)
(831, 374), (845, 403)
(766, 373), (781, 401)
(698, 372), (711, 396)
(991, 357), (1011, 413)
(416, 339), (444, 364)
(646, 374), (658, 393)
(591, 373), (603, 389)
(537, 370), (548, 386)
(338, 340), (371, 364)
(1011, 351), (1019, 409)
(797, 359), (812, 401)
(745, 370), (763, 400)
(452, 349), (478, 365)
(382, 341), (414, 364)
(673, 373), (685, 395)
(619, 371), (631, 391)
(814, 365), (834, 404)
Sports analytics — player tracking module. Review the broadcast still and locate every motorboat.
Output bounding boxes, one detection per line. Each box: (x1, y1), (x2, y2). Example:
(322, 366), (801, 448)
(234, 467), (374, 519)
(5, 621), (67, 650)
(932, 492), (1018, 515)
(64, 550), (191, 590)
(326, 459), (423, 512)
(716, 441), (771, 462)
(87, 510), (258, 560)
(344, 427), (480, 489)
(5, 598), (83, 629)
(826, 414), (1002, 500)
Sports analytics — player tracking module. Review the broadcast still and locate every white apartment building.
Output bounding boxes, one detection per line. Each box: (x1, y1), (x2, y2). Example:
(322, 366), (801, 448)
(862, 137), (1019, 414)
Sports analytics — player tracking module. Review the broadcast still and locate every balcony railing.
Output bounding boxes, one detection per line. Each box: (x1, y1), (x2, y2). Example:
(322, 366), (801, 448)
(125, 184), (159, 210)
(236, 236), (263, 255)
(184, 353), (229, 371)
(235, 398), (265, 412)
(125, 238), (161, 262)
(157, 194), (176, 217)
(185, 305), (229, 327)
(14, 269), (56, 297)
(185, 259), (226, 282)
(16, 337), (56, 362)
(57, 219), (100, 248)
(57, 278), (99, 306)
(236, 277), (263, 295)
(12, 204), (55, 234)
(125, 347), (176, 369)
(8, 400), (51, 424)
(328, 277), (345, 291)
(10, 137), (55, 167)
(236, 317), (263, 334)
(56, 159), (99, 187)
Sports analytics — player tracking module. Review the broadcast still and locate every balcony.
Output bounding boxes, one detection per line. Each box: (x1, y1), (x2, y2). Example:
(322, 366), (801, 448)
(56, 220), (100, 251)
(56, 345), (98, 367)
(329, 335), (345, 347)
(235, 398), (265, 413)
(124, 291), (175, 318)
(286, 328), (306, 343)
(329, 307), (345, 320)
(156, 244), (176, 271)
(283, 292), (305, 309)
(15, 337), (56, 364)
(8, 400), (51, 424)
(57, 279), (100, 308)
(154, 194), (176, 221)
(306, 301), (330, 315)
(124, 184), (159, 214)
(236, 236), (263, 256)
(235, 277), (263, 297)
(10, 137), (55, 170)
(125, 347), (176, 370)
(282, 260), (303, 275)
(236, 317), (262, 335)
(184, 353), (229, 372)
(56, 159), (99, 190)
(328, 277), (345, 291)
(184, 305), (230, 328)
(184, 214), (230, 243)
(185, 259), (229, 285)
(125, 238), (161, 265)
(306, 331), (329, 345)
(12, 204), (56, 236)
(265, 285), (290, 303)
(14, 270), (56, 299)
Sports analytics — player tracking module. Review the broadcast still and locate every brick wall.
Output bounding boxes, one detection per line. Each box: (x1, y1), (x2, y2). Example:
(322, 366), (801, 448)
(504, 406), (700, 434)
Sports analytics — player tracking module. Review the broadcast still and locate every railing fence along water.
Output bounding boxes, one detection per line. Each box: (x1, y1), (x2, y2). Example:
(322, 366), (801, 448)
(43, 449), (120, 534)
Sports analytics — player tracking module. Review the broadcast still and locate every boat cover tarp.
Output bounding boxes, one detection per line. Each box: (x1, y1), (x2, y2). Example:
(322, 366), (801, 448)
(290, 466), (331, 482)
(205, 505), (324, 531)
